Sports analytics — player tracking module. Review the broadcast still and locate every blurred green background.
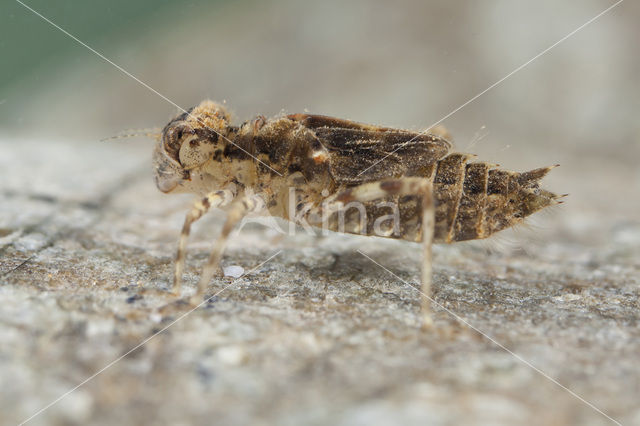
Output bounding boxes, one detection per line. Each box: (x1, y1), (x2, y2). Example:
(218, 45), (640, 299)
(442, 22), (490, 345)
(1, 0), (639, 219)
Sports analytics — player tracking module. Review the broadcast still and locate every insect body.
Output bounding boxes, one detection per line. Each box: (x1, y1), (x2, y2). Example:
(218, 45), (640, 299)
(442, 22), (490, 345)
(154, 100), (561, 324)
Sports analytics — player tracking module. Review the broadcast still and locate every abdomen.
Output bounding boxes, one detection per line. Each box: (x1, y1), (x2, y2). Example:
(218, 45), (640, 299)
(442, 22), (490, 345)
(317, 153), (559, 244)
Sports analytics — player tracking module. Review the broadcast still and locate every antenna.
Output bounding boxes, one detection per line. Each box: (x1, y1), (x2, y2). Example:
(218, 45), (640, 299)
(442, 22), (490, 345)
(101, 128), (161, 142)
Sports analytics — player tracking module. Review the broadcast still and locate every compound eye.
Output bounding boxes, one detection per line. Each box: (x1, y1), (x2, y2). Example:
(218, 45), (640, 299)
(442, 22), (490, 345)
(163, 123), (192, 162)
(178, 135), (216, 169)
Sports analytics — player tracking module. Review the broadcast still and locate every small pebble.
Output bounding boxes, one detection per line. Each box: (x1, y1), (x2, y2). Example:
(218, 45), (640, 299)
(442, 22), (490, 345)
(223, 265), (245, 278)
(217, 345), (247, 366)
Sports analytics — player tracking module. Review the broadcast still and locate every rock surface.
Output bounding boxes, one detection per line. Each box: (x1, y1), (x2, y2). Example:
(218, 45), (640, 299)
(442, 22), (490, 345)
(1, 137), (638, 426)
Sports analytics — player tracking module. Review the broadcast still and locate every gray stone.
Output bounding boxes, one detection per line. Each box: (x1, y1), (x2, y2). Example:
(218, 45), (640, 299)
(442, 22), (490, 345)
(1, 137), (638, 426)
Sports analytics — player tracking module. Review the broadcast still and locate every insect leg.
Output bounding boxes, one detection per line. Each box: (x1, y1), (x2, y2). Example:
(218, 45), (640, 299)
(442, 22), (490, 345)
(417, 179), (435, 329)
(372, 178), (435, 327)
(192, 195), (261, 302)
(173, 189), (233, 295)
(309, 178), (435, 326)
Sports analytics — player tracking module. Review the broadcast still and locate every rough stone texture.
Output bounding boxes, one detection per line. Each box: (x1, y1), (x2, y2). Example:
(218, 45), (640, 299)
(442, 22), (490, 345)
(1, 135), (639, 426)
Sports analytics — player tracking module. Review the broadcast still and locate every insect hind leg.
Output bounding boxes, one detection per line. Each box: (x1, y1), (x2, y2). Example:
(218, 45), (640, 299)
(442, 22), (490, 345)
(375, 178), (435, 328)
(309, 178), (435, 327)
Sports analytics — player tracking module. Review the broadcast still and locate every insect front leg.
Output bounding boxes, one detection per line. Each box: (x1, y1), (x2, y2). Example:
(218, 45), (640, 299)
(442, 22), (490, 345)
(192, 194), (263, 303)
(173, 189), (234, 295)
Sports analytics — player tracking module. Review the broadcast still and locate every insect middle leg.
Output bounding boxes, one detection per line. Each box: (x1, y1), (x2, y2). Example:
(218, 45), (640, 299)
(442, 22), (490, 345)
(191, 195), (262, 303)
(307, 178), (435, 326)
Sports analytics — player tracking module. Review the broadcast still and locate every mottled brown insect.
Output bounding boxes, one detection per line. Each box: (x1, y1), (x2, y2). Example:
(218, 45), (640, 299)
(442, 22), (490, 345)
(154, 100), (562, 324)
